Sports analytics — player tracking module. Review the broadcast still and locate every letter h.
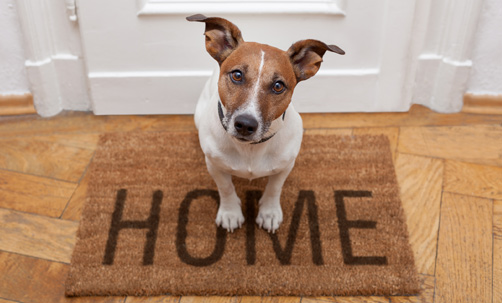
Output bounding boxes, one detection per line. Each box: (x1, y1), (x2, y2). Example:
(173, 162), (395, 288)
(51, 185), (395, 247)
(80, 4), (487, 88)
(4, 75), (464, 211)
(103, 189), (163, 266)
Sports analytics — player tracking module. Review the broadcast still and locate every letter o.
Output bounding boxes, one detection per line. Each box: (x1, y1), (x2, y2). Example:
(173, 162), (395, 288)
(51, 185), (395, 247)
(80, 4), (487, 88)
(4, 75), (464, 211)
(176, 189), (227, 266)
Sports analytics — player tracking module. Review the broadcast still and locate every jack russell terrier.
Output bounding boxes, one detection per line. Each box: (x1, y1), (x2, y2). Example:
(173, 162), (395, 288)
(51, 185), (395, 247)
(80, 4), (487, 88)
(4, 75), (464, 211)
(187, 14), (344, 233)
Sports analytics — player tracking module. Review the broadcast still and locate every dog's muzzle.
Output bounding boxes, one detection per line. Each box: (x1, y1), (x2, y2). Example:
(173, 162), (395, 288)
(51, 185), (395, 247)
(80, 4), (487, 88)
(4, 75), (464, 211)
(217, 100), (285, 145)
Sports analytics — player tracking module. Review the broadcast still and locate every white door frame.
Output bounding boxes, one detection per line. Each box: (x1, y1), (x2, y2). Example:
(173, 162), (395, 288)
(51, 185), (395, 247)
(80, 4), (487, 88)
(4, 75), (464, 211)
(409, 0), (485, 112)
(16, 0), (484, 116)
(15, 0), (91, 117)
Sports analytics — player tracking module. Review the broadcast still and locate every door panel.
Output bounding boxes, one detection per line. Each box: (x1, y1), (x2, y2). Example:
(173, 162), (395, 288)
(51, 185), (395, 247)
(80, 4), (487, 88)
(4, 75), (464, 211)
(77, 0), (416, 114)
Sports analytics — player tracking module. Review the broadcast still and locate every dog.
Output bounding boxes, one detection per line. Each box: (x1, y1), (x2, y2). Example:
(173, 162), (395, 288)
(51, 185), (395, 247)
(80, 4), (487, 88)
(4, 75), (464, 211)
(187, 14), (344, 233)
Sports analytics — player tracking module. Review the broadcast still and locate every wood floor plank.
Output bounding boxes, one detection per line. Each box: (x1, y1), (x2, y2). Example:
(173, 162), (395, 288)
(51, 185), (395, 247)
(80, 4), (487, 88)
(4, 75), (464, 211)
(394, 154), (443, 275)
(389, 274), (434, 303)
(444, 160), (502, 200)
(495, 200), (502, 303)
(434, 193), (492, 303)
(0, 112), (112, 137)
(238, 297), (262, 303)
(61, 168), (90, 221)
(0, 169), (76, 217)
(0, 208), (78, 263)
(398, 124), (502, 166)
(302, 296), (388, 303)
(301, 105), (502, 129)
(250, 297), (301, 303)
(353, 127), (399, 161)
(125, 295), (180, 302)
(0, 251), (124, 303)
(28, 133), (100, 150)
(495, 234), (502, 303)
(0, 134), (95, 182)
(0, 111), (195, 138)
(238, 297), (301, 303)
(259, 297), (301, 303)
(180, 296), (238, 303)
(142, 115), (197, 133)
(495, 200), (502, 237)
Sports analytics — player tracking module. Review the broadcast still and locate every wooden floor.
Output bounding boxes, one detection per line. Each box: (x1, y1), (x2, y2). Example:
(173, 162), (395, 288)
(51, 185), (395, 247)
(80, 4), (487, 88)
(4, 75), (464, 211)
(0, 104), (500, 303)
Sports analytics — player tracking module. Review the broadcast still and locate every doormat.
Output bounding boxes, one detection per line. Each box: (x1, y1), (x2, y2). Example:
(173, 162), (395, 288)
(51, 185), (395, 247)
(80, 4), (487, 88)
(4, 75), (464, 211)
(65, 131), (419, 297)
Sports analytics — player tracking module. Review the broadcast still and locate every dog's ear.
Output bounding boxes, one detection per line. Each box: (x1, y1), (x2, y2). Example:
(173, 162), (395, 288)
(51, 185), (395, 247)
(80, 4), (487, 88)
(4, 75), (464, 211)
(187, 14), (244, 65)
(287, 39), (345, 82)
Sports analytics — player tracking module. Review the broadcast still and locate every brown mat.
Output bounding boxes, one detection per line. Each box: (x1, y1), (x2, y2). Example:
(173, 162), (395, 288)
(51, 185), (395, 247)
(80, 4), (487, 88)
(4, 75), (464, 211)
(65, 131), (419, 297)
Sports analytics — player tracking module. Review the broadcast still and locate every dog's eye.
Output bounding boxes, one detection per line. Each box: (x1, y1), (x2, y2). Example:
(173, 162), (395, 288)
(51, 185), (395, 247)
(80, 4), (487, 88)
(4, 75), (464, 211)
(230, 71), (243, 83)
(272, 81), (286, 94)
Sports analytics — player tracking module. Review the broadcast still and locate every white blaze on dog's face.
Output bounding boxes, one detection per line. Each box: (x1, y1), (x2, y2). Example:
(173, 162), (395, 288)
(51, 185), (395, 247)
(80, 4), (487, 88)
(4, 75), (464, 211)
(186, 14), (345, 143)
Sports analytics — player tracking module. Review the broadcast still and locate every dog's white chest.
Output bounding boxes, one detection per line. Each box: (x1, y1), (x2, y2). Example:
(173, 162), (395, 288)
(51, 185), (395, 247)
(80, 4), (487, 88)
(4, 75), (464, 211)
(194, 63), (303, 180)
(204, 141), (296, 180)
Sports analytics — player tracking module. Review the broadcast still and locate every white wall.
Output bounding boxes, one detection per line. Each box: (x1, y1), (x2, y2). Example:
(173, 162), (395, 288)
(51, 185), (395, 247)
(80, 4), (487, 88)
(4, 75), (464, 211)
(467, 0), (502, 95)
(0, 0), (29, 95)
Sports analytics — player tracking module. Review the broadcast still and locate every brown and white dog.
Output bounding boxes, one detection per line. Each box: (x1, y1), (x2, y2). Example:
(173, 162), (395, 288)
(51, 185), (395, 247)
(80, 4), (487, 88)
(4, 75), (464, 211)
(187, 14), (344, 233)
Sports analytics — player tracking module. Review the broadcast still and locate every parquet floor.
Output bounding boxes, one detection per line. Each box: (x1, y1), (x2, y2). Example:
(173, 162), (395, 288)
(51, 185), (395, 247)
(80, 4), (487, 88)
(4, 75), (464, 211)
(0, 104), (500, 303)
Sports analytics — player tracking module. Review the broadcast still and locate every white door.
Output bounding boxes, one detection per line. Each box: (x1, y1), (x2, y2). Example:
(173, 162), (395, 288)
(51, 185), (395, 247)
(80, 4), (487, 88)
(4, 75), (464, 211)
(77, 0), (417, 114)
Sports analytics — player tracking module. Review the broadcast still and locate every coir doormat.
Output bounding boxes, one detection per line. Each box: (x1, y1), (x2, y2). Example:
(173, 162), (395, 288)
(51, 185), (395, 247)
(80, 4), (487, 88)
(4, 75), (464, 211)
(65, 131), (419, 297)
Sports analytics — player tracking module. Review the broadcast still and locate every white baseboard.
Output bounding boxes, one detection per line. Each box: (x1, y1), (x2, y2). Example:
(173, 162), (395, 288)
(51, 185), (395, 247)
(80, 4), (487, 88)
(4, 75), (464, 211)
(413, 54), (472, 113)
(16, 0), (91, 117)
(26, 55), (91, 116)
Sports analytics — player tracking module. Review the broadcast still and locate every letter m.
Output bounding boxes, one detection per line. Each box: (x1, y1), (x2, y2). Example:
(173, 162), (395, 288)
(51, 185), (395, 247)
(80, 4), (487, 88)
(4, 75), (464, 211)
(246, 190), (323, 265)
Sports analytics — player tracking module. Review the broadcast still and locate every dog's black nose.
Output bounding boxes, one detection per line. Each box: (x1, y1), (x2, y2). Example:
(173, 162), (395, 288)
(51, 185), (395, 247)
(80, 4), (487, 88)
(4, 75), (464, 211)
(234, 114), (258, 137)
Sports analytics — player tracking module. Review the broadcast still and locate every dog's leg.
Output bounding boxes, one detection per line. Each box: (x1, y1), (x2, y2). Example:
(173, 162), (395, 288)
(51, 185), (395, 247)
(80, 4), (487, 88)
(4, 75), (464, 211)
(256, 162), (294, 233)
(206, 158), (245, 232)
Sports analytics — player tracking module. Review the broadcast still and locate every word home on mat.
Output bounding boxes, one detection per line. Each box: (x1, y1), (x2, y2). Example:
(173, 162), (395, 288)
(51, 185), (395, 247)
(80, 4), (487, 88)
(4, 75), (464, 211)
(102, 188), (388, 267)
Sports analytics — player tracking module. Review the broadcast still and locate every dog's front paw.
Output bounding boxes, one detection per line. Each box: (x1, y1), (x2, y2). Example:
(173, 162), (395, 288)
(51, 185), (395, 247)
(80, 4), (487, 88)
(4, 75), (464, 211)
(215, 204), (245, 233)
(256, 203), (283, 233)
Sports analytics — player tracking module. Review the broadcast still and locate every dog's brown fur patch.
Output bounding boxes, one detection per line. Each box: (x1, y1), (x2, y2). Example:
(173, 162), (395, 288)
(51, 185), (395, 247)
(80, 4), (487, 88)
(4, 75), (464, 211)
(218, 42), (297, 123)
